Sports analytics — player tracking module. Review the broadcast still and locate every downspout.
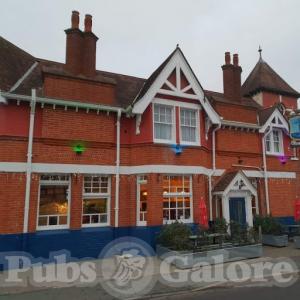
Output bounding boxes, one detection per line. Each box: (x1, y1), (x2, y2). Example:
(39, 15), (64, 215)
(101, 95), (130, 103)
(115, 109), (121, 227)
(262, 125), (272, 215)
(208, 124), (221, 221)
(23, 89), (36, 233)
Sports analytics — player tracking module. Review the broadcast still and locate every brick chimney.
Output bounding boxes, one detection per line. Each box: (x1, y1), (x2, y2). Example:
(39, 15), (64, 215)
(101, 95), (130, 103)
(82, 14), (98, 77)
(64, 11), (98, 77)
(222, 52), (242, 101)
(65, 11), (83, 75)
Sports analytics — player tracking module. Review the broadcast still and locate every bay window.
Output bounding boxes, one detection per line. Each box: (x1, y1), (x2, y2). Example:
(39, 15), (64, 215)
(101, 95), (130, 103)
(162, 175), (193, 223)
(82, 175), (110, 226)
(265, 129), (283, 155)
(153, 104), (175, 143)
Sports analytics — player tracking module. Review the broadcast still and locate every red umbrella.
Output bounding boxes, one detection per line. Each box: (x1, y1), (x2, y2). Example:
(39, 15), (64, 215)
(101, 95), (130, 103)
(199, 197), (208, 228)
(295, 199), (300, 222)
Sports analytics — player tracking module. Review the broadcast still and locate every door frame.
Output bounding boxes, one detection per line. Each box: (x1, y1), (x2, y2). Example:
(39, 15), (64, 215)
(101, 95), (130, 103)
(222, 191), (254, 227)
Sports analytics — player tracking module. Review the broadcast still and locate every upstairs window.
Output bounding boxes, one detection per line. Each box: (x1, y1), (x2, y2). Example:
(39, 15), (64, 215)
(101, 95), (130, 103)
(180, 108), (199, 145)
(266, 129), (283, 155)
(153, 104), (175, 143)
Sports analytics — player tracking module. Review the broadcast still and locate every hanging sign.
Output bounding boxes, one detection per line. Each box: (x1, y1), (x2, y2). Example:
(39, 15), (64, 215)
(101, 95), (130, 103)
(289, 115), (300, 147)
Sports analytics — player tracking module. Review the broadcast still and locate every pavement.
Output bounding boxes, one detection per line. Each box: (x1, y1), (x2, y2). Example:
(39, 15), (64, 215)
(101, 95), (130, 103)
(0, 243), (299, 300)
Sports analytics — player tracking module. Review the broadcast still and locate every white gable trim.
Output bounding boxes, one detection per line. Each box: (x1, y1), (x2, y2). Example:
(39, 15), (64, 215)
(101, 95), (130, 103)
(132, 49), (220, 124)
(259, 108), (289, 133)
(221, 171), (257, 197)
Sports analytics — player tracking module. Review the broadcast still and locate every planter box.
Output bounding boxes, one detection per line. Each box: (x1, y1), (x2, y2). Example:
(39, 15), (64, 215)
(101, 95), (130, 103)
(294, 236), (300, 249)
(262, 234), (288, 247)
(156, 244), (262, 269)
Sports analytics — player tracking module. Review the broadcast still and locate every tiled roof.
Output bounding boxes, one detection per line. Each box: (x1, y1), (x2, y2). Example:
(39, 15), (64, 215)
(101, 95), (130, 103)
(242, 58), (300, 98)
(205, 90), (262, 109)
(12, 58), (146, 108)
(213, 171), (239, 192)
(257, 103), (285, 126)
(0, 36), (36, 91)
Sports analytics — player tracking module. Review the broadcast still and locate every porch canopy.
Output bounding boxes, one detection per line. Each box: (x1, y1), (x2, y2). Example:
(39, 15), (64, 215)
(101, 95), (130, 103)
(212, 170), (258, 227)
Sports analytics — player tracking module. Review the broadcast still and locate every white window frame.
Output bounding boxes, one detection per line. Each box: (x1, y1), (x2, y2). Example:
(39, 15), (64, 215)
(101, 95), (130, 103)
(162, 175), (193, 224)
(136, 175), (148, 226)
(179, 107), (200, 146)
(37, 174), (71, 231)
(153, 103), (176, 144)
(266, 129), (284, 156)
(82, 175), (111, 227)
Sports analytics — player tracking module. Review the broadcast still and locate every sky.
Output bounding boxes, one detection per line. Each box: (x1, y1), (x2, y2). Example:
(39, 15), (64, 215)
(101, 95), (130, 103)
(1, 0), (300, 94)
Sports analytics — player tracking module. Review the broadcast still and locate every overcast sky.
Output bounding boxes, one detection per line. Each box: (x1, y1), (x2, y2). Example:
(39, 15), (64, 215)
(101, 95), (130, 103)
(1, 0), (300, 94)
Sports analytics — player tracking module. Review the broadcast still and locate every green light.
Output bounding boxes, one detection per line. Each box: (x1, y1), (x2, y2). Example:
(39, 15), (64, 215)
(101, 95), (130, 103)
(72, 143), (86, 154)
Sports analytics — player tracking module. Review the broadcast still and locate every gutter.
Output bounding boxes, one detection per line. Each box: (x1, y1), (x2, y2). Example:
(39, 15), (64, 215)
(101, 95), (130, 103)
(23, 89), (36, 233)
(115, 109), (122, 227)
(208, 123), (221, 221)
(0, 91), (125, 113)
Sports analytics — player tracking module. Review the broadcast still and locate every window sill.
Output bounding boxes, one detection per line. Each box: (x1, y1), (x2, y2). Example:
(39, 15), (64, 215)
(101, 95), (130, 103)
(37, 225), (69, 231)
(163, 219), (193, 225)
(137, 221), (147, 226)
(82, 223), (110, 228)
(153, 139), (176, 145)
(266, 152), (284, 156)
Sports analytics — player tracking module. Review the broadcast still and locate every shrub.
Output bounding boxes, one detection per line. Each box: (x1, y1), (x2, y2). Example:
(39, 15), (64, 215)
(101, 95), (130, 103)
(254, 215), (283, 235)
(211, 218), (228, 234)
(157, 221), (192, 251)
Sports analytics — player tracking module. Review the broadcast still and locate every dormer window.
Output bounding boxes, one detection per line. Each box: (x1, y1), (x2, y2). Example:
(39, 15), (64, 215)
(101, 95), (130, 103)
(266, 129), (283, 155)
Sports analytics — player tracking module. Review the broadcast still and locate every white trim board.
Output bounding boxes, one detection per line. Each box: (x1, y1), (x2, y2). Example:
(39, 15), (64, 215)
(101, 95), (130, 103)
(0, 162), (296, 178)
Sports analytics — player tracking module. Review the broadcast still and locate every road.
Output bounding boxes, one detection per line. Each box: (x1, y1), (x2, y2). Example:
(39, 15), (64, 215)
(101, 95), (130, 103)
(154, 279), (300, 300)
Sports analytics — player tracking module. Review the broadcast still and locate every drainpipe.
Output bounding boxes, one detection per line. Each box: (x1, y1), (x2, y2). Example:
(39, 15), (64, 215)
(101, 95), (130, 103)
(23, 89), (36, 233)
(262, 125), (272, 215)
(115, 109), (121, 227)
(208, 124), (221, 221)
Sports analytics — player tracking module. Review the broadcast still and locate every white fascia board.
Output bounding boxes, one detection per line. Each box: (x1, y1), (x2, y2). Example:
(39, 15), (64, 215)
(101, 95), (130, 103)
(132, 49), (220, 125)
(259, 109), (289, 133)
(0, 163), (296, 179)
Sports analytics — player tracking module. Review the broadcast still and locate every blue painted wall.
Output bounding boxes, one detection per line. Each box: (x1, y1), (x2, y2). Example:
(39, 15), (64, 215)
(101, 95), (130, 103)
(0, 226), (162, 270)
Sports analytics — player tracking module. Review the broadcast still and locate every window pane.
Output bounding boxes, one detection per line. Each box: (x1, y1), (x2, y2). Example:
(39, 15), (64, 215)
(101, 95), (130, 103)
(83, 198), (107, 214)
(180, 109), (197, 143)
(154, 104), (173, 141)
(162, 176), (192, 221)
(39, 185), (69, 227)
(84, 176), (109, 194)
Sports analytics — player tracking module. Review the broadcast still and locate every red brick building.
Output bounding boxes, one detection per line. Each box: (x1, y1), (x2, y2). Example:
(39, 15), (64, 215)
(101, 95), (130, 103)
(0, 12), (299, 258)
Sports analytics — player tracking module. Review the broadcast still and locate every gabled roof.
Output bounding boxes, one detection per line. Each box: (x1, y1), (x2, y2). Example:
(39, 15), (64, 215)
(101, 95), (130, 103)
(213, 170), (257, 196)
(258, 104), (289, 133)
(131, 47), (220, 124)
(0, 36), (36, 91)
(242, 58), (300, 98)
(213, 171), (239, 192)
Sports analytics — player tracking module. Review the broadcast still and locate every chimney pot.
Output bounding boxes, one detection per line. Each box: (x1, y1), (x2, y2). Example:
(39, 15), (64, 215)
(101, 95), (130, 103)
(233, 54), (239, 66)
(225, 52), (231, 65)
(71, 11), (80, 29)
(84, 14), (92, 32)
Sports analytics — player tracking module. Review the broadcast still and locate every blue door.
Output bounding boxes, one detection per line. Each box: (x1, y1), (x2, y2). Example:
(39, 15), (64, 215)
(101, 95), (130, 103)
(229, 197), (246, 225)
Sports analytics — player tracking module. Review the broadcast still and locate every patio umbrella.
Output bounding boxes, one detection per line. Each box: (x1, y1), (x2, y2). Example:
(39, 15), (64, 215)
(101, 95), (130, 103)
(295, 199), (300, 222)
(199, 197), (208, 229)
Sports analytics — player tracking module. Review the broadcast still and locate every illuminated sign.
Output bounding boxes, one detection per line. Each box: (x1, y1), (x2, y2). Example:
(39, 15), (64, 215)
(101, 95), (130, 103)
(289, 115), (300, 140)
